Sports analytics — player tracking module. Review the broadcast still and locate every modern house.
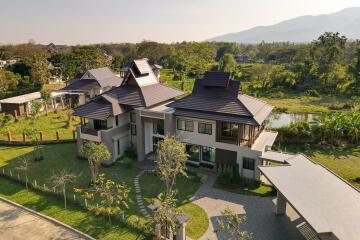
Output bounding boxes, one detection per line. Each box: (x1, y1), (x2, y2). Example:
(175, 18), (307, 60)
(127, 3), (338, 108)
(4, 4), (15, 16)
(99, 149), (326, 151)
(74, 60), (276, 179)
(58, 67), (122, 107)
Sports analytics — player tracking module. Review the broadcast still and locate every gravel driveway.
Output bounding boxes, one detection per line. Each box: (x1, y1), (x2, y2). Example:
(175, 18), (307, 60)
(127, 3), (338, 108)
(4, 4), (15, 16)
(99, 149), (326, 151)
(192, 172), (304, 240)
(0, 198), (90, 240)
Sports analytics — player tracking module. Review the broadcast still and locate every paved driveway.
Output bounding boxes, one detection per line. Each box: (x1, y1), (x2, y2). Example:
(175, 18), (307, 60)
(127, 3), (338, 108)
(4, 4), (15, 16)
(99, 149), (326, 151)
(0, 198), (89, 240)
(192, 173), (304, 240)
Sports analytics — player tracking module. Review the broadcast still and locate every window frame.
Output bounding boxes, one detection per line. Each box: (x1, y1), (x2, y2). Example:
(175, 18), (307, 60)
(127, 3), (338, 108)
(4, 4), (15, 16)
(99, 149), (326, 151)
(201, 146), (215, 163)
(131, 124), (137, 136)
(198, 122), (212, 135)
(130, 112), (136, 123)
(177, 119), (194, 132)
(243, 157), (255, 171)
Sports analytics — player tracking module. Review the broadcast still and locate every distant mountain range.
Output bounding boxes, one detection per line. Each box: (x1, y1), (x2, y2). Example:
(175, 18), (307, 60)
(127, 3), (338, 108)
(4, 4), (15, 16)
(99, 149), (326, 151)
(209, 7), (360, 43)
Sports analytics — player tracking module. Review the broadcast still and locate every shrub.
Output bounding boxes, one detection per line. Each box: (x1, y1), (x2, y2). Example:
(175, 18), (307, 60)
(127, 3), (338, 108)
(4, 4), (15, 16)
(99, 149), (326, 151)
(120, 157), (133, 169)
(304, 89), (320, 97)
(272, 91), (285, 99)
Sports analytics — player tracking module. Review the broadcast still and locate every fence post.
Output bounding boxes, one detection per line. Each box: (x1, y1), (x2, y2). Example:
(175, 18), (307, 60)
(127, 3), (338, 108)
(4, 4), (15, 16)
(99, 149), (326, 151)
(43, 183), (46, 190)
(72, 130), (76, 139)
(56, 131), (60, 140)
(34, 180), (37, 187)
(39, 131), (43, 142)
(7, 131), (12, 143)
(22, 132), (26, 143)
(17, 173), (20, 180)
(9, 170), (12, 177)
(14, 110), (18, 120)
(85, 198), (88, 207)
(73, 194), (76, 201)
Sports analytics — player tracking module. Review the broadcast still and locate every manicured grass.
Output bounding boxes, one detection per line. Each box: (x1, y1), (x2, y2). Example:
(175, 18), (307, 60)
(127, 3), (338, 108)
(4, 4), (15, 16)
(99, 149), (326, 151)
(0, 143), (206, 238)
(261, 95), (358, 113)
(179, 203), (209, 240)
(215, 183), (276, 197)
(276, 144), (360, 190)
(0, 177), (148, 240)
(0, 110), (80, 141)
(139, 171), (208, 239)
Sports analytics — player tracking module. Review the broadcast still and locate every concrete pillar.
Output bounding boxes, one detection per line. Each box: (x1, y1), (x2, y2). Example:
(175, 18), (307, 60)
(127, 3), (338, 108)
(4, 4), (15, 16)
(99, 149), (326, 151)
(76, 126), (83, 157)
(164, 112), (175, 136)
(135, 109), (145, 162)
(275, 191), (287, 215)
(176, 222), (186, 240)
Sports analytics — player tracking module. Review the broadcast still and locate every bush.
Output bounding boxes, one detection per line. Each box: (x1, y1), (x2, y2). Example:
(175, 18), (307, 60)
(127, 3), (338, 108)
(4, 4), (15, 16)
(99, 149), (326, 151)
(275, 121), (313, 144)
(119, 157), (133, 169)
(272, 91), (285, 99)
(304, 89), (320, 97)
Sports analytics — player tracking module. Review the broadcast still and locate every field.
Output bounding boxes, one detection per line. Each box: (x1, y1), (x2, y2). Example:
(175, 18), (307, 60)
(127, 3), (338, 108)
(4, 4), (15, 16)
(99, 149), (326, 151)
(0, 143), (207, 239)
(0, 110), (80, 141)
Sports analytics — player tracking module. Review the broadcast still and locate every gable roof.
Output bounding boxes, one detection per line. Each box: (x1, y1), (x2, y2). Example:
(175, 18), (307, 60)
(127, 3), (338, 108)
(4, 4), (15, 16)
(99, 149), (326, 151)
(61, 79), (100, 91)
(122, 59), (159, 87)
(259, 155), (360, 240)
(202, 71), (232, 87)
(85, 67), (122, 87)
(0, 92), (41, 104)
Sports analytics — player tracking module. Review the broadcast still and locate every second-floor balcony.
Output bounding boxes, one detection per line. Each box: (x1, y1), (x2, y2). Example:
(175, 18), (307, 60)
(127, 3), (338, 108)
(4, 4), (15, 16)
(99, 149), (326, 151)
(216, 121), (265, 147)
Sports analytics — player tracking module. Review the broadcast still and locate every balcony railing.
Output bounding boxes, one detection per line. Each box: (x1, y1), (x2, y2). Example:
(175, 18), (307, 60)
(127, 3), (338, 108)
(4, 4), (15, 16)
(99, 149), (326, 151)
(81, 126), (99, 136)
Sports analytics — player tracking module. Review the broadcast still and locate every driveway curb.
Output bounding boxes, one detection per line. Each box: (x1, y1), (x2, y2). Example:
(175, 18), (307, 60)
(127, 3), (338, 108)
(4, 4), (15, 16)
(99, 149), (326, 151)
(0, 196), (96, 240)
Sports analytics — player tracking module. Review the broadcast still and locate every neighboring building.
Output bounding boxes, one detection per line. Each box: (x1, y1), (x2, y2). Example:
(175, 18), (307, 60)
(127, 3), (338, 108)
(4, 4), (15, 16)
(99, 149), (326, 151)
(73, 59), (182, 162)
(120, 60), (162, 79)
(0, 91), (65, 117)
(74, 63), (276, 179)
(46, 43), (71, 54)
(58, 67), (122, 107)
(235, 54), (250, 63)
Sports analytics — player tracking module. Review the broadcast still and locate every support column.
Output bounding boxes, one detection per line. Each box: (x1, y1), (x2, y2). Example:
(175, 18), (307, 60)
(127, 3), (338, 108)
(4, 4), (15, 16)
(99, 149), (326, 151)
(275, 191), (287, 215)
(176, 222), (186, 240)
(164, 112), (175, 136)
(135, 109), (145, 162)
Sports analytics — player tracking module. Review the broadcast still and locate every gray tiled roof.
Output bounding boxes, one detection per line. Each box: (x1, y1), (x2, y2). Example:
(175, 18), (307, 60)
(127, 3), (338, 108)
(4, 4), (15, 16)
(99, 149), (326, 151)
(174, 109), (257, 125)
(202, 71), (232, 87)
(61, 79), (100, 91)
(259, 154), (360, 240)
(87, 67), (123, 87)
(73, 99), (115, 120)
(169, 74), (273, 125)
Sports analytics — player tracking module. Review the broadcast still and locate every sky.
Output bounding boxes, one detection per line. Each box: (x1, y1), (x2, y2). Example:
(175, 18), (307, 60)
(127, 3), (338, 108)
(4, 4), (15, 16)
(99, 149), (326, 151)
(1, 0), (360, 45)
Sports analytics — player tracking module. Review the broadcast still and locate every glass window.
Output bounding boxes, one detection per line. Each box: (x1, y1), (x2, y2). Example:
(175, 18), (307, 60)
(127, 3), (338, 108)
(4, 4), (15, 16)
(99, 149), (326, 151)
(130, 112), (136, 123)
(198, 122), (212, 135)
(131, 124), (137, 136)
(177, 119), (185, 130)
(221, 122), (238, 139)
(177, 119), (194, 132)
(117, 139), (120, 155)
(243, 157), (255, 170)
(153, 120), (164, 135)
(202, 146), (215, 163)
(186, 144), (200, 162)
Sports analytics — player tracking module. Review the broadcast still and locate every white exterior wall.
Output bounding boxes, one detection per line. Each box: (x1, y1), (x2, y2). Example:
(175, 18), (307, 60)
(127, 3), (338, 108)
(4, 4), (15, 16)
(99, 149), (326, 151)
(175, 116), (263, 179)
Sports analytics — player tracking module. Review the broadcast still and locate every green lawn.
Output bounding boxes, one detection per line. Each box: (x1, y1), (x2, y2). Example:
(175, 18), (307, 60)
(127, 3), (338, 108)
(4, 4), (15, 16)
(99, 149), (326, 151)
(215, 184), (276, 197)
(0, 143), (207, 239)
(0, 110), (80, 141)
(0, 177), (148, 240)
(276, 144), (360, 190)
(179, 203), (209, 240)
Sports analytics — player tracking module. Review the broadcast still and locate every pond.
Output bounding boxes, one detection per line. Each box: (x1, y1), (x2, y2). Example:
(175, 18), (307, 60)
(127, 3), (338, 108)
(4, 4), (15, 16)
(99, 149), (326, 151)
(266, 112), (320, 128)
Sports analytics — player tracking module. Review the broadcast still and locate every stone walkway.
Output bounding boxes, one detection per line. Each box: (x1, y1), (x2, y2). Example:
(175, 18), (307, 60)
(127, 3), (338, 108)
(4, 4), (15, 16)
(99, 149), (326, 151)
(0, 197), (92, 240)
(134, 170), (150, 219)
(192, 172), (304, 240)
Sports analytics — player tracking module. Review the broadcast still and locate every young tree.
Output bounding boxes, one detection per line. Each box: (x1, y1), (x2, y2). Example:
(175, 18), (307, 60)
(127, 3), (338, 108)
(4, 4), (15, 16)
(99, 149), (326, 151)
(75, 173), (129, 224)
(155, 136), (188, 194)
(81, 142), (110, 184)
(152, 192), (181, 239)
(214, 207), (253, 240)
(50, 169), (77, 209)
(40, 89), (51, 115)
(65, 107), (73, 128)
(16, 156), (31, 193)
(219, 53), (237, 73)
(31, 54), (50, 87)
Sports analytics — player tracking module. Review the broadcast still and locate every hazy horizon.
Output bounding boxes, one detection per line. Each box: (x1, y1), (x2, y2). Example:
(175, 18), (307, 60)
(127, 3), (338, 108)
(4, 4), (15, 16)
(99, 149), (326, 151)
(1, 0), (360, 45)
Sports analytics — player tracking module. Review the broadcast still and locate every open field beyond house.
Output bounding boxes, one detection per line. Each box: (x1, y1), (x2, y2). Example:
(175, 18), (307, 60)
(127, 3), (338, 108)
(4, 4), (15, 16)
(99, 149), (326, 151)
(0, 110), (80, 141)
(0, 143), (206, 239)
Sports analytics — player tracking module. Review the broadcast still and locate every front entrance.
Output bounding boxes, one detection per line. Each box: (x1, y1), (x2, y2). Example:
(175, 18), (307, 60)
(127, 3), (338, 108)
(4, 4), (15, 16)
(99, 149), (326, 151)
(152, 136), (163, 153)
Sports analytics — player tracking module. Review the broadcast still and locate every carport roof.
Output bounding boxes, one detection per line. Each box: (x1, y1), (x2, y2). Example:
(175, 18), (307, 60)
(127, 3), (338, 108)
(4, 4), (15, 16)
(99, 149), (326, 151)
(259, 154), (360, 240)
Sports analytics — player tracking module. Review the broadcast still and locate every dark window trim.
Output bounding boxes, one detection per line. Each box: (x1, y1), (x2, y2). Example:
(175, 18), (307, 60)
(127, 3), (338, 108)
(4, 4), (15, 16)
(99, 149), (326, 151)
(177, 119), (194, 132)
(198, 122), (212, 135)
(131, 124), (137, 136)
(243, 157), (255, 171)
(130, 112), (136, 123)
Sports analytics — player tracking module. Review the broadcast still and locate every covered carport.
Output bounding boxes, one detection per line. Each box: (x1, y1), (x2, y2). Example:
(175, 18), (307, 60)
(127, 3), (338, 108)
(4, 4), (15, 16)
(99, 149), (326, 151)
(259, 154), (360, 240)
